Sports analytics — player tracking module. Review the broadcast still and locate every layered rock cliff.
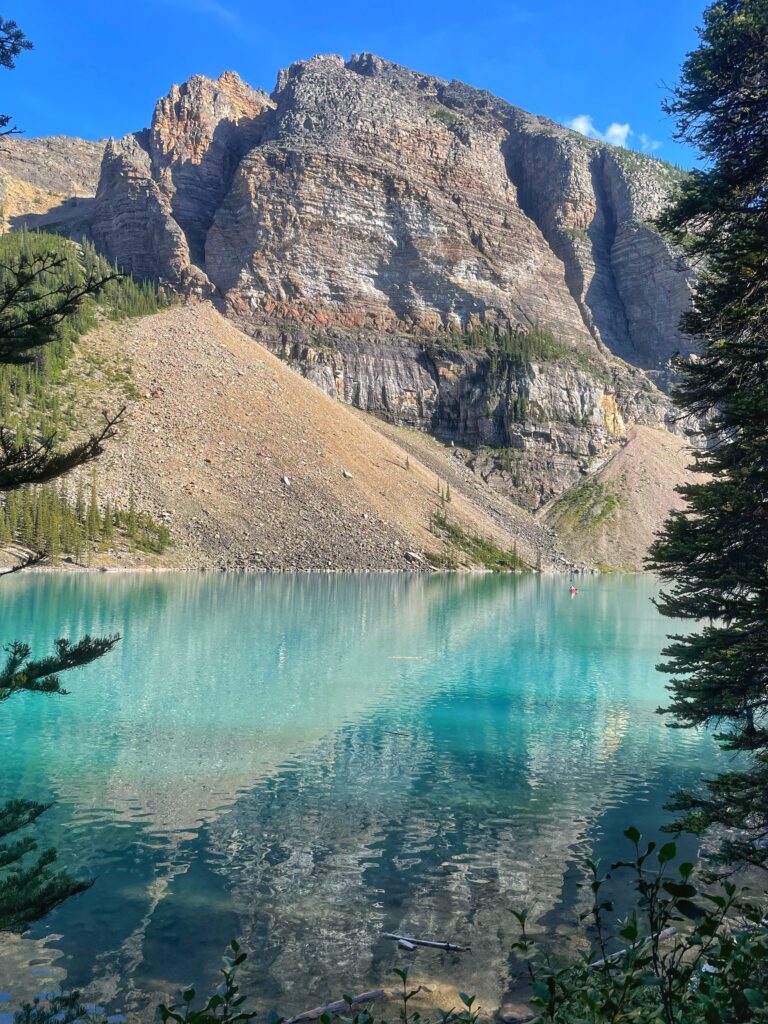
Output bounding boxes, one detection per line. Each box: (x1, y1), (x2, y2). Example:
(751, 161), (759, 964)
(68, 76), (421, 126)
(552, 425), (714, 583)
(2, 54), (696, 524)
(86, 54), (692, 364)
(0, 135), (104, 231)
(91, 72), (274, 291)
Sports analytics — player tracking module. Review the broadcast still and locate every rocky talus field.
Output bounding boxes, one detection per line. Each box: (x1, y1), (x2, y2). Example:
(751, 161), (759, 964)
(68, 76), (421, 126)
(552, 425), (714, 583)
(0, 53), (699, 571)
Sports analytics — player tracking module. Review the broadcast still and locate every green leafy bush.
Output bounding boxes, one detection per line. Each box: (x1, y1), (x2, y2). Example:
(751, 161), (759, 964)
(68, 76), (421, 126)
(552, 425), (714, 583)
(512, 829), (768, 1023)
(430, 106), (461, 127)
(15, 844), (767, 1024)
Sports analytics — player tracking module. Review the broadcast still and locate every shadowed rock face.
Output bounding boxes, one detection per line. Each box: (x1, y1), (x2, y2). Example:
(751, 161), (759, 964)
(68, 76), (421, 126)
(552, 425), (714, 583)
(0, 135), (105, 232)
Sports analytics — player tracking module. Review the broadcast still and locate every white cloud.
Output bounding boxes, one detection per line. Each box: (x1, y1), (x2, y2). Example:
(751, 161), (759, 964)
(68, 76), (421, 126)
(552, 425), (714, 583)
(604, 122), (631, 147)
(639, 132), (662, 153)
(566, 116), (664, 155)
(566, 114), (631, 148)
(568, 114), (598, 138)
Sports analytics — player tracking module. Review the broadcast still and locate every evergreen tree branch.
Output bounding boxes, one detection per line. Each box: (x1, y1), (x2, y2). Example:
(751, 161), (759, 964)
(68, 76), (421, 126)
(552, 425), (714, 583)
(0, 249), (120, 362)
(0, 407), (125, 491)
(0, 634), (121, 702)
(0, 548), (48, 576)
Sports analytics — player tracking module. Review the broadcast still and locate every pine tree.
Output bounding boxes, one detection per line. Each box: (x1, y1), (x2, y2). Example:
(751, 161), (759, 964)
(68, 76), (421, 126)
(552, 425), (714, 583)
(0, 18), (30, 136)
(648, 0), (768, 865)
(74, 477), (86, 524)
(127, 484), (137, 541)
(87, 473), (100, 542)
(0, 19), (121, 934)
(102, 499), (114, 546)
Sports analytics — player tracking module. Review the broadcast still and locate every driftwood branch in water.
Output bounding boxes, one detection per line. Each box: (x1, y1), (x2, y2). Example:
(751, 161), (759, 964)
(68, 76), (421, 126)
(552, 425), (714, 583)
(588, 927), (677, 970)
(383, 933), (469, 952)
(287, 989), (388, 1022)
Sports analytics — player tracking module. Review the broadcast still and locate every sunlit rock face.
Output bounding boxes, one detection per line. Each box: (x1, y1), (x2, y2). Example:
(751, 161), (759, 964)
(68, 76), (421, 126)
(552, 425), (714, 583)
(91, 71), (274, 294)
(88, 53), (691, 371)
(68, 55), (697, 508)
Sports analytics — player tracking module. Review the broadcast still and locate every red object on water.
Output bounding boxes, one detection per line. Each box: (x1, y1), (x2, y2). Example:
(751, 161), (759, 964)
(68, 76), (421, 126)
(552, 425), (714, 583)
(569, 586), (577, 595)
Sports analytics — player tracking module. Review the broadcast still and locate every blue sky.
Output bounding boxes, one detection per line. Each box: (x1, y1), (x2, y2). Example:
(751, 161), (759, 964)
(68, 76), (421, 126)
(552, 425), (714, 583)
(8, 0), (706, 167)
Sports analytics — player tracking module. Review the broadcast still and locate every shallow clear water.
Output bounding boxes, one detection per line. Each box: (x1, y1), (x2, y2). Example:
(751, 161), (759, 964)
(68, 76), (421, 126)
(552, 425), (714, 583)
(0, 573), (722, 1018)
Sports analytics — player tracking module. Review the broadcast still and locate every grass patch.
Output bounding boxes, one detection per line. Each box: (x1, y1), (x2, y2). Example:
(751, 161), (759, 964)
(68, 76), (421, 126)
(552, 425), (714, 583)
(430, 105), (461, 127)
(429, 510), (529, 571)
(424, 548), (460, 570)
(563, 226), (590, 242)
(548, 476), (628, 530)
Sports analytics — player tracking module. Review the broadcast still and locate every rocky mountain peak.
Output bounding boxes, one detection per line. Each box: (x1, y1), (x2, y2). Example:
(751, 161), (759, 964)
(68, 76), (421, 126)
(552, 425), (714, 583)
(80, 54), (693, 372)
(150, 71), (273, 169)
(0, 54), (701, 541)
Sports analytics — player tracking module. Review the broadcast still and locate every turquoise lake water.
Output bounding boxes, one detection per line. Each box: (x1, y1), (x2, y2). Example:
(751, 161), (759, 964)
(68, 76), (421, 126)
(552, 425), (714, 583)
(0, 573), (723, 1018)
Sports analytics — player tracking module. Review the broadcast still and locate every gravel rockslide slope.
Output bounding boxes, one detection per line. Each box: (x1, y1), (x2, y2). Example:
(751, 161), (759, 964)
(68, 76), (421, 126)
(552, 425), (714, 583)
(92, 303), (560, 571)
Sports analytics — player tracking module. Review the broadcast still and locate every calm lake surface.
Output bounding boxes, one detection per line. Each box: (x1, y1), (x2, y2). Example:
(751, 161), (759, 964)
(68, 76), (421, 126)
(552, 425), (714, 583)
(0, 573), (722, 1019)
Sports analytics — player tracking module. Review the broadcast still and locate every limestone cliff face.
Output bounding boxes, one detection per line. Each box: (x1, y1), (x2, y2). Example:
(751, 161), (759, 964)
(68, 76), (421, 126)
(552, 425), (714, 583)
(503, 121), (694, 370)
(5, 55), (695, 516)
(208, 55), (591, 346)
(91, 72), (274, 292)
(239, 321), (677, 509)
(87, 54), (691, 371)
(0, 135), (105, 231)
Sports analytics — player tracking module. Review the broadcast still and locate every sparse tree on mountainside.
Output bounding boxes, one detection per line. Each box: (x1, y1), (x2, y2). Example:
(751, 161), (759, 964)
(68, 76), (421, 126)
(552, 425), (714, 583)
(0, 19), (121, 932)
(648, 0), (768, 865)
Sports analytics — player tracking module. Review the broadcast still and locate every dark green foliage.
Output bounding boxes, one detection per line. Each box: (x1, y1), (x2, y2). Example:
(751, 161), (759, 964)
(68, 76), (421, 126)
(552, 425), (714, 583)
(0, 800), (93, 933)
(0, 232), (167, 448)
(0, 230), (126, 488)
(26, 948), (481, 1024)
(430, 105), (461, 127)
(437, 322), (578, 364)
(429, 510), (528, 571)
(512, 829), (768, 1023)
(158, 941), (258, 1024)
(0, 232), (114, 363)
(0, 16), (30, 69)
(0, 17), (31, 135)
(0, 158), (142, 942)
(427, 326), (606, 422)
(0, 635), (119, 702)
(648, 0), (768, 864)
(156, 953), (480, 1024)
(14, 990), (99, 1024)
(0, 14), (126, 941)
(0, 480), (172, 558)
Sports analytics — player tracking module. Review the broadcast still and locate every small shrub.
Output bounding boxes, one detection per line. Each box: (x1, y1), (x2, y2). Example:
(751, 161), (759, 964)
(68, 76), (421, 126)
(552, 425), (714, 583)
(430, 105), (460, 127)
(512, 829), (768, 1024)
